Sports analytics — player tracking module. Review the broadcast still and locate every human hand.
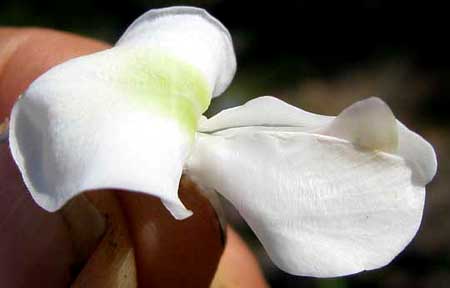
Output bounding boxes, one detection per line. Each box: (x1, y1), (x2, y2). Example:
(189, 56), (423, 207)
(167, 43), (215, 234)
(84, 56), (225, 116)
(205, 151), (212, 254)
(0, 27), (268, 288)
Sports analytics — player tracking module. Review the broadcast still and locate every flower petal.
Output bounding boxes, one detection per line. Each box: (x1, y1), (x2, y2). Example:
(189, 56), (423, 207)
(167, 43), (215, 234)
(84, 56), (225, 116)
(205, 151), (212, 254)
(199, 96), (332, 132)
(186, 128), (426, 277)
(200, 96), (437, 186)
(9, 7), (236, 219)
(117, 6), (236, 98)
(9, 52), (194, 219)
(320, 97), (437, 185)
(396, 122), (437, 185)
(187, 97), (437, 276)
(321, 97), (399, 153)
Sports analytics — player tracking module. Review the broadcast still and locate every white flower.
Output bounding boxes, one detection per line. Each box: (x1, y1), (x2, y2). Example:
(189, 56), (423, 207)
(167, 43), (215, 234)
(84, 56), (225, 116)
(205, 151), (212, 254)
(8, 6), (437, 277)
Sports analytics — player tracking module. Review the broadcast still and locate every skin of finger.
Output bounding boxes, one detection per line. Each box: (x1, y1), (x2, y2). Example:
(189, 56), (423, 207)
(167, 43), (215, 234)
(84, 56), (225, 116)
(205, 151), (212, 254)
(0, 28), (110, 287)
(0, 27), (222, 287)
(0, 27), (268, 287)
(211, 228), (269, 288)
(0, 142), (76, 287)
(117, 177), (224, 288)
(0, 28), (108, 119)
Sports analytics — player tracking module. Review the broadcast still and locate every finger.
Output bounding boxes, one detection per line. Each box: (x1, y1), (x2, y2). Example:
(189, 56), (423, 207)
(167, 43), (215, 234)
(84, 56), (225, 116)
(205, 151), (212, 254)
(0, 27), (109, 287)
(0, 141), (77, 287)
(70, 190), (138, 287)
(0, 27), (267, 288)
(212, 228), (269, 288)
(0, 30), (223, 287)
(0, 28), (108, 118)
(0, 28), (138, 287)
(0, 27), (221, 287)
(117, 177), (224, 287)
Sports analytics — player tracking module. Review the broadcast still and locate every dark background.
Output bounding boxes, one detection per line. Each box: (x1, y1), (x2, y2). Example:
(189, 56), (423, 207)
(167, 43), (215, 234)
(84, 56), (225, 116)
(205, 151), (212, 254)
(1, 1), (449, 287)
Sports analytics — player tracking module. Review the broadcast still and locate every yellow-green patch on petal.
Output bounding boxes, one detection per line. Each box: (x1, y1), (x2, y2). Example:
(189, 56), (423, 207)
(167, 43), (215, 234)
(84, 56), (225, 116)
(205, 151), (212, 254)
(116, 48), (211, 135)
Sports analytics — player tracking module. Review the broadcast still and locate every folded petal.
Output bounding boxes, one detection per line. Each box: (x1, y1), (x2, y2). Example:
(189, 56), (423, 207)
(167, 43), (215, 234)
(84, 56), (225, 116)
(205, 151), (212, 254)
(396, 122), (437, 185)
(186, 97), (436, 276)
(320, 97), (398, 153)
(9, 7), (236, 219)
(200, 96), (437, 186)
(198, 96), (332, 132)
(321, 97), (437, 185)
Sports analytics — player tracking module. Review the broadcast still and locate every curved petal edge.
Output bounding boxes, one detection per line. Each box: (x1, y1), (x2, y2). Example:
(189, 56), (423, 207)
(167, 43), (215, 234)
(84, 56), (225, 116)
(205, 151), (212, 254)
(117, 6), (236, 98)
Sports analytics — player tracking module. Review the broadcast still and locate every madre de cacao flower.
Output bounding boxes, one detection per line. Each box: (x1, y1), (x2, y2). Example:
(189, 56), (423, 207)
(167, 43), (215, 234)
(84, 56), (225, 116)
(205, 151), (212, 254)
(8, 6), (437, 277)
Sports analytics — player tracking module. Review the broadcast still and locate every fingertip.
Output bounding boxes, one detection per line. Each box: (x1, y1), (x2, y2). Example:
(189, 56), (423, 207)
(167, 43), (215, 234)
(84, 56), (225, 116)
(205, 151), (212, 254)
(0, 27), (109, 118)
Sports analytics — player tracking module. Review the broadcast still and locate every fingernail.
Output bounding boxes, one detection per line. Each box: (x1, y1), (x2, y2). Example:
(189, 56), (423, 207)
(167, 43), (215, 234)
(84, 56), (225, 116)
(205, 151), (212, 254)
(71, 191), (138, 287)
